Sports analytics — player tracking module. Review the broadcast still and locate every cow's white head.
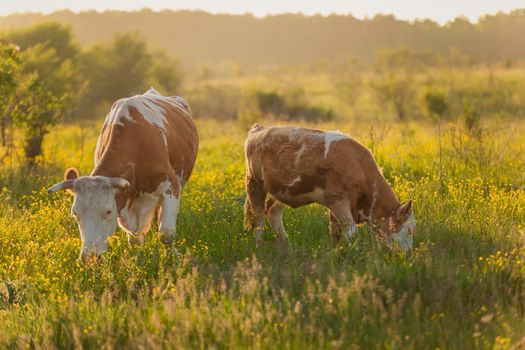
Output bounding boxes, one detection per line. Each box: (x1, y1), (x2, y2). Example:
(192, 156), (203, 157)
(48, 168), (129, 262)
(377, 200), (416, 252)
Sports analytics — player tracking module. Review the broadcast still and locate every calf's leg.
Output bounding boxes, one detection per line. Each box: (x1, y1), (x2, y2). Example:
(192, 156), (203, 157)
(328, 210), (341, 248)
(158, 194), (180, 245)
(328, 201), (357, 247)
(158, 175), (181, 245)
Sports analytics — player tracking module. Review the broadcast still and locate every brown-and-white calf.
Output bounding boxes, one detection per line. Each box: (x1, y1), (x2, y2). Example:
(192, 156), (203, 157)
(243, 124), (415, 251)
(48, 88), (199, 261)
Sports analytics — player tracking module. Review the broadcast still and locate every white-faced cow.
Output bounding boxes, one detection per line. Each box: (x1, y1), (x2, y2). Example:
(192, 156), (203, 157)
(48, 88), (198, 261)
(243, 124), (415, 251)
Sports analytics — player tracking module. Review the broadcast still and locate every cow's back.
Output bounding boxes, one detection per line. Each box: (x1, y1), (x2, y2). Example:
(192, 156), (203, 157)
(94, 89), (198, 192)
(245, 124), (373, 207)
(162, 97), (199, 184)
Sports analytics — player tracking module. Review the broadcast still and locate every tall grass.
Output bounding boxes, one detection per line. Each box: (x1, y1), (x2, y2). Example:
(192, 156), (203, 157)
(0, 119), (524, 349)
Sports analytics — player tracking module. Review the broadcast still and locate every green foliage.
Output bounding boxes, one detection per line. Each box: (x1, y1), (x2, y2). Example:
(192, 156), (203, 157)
(188, 84), (240, 120)
(150, 52), (182, 94)
(255, 90), (334, 122)
(255, 91), (287, 116)
(17, 44), (78, 97)
(3, 24), (181, 124)
(2, 22), (81, 128)
(4, 22), (78, 61)
(14, 76), (63, 161)
(4, 22), (80, 102)
(331, 58), (362, 115)
(462, 99), (482, 137)
(78, 33), (152, 107)
(4, 20), (525, 125)
(75, 32), (182, 120)
(0, 42), (20, 92)
(0, 32), (68, 161)
(423, 89), (448, 120)
(288, 104), (334, 122)
(370, 49), (430, 120)
(370, 74), (412, 120)
(0, 42), (21, 146)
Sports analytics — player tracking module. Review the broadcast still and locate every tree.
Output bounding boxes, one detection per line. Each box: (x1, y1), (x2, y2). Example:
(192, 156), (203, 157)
(0, 42), (21, 148)
(79, 33), (152, 102)
(150, 52), (182, 94)
(14, 75), (63, 162)
(371, 49), (437, 120)
(17, 44), (78, 97)
(5, 22), (78, 61)
(423, 90), (448, 120)
(331, 58), (361, 117)
(370, 74), (413, 121)
(0, 34), (67, 164)
(423, 89), (449, 192)
(4, 22), (80, 122)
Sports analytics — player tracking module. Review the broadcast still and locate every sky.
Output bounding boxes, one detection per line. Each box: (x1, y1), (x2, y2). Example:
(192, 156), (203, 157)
(1, 0), (525, 24)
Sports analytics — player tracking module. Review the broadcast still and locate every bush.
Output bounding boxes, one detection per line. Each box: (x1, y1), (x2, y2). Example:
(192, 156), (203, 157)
(186, 84), (240, 120)
(255, 91), (288, 117)
(255, 89), (334, 122)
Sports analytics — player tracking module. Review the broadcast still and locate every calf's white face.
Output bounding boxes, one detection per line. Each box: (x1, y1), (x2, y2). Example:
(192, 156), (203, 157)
(385, 211), (415, 251)
(48, 168), (129, 262)
(379, 201), (416, 252)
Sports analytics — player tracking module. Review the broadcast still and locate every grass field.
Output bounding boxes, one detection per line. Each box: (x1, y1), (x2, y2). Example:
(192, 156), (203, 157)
(1, 118), (525, 349)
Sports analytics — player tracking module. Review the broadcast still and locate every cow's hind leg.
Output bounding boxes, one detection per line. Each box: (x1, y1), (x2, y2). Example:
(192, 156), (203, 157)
(244, 175), (266, 243)
(328, 201), (357, 248)
(328, 210), (342, 248)
(158, 175), (182, 245)
(265, 197), (288, 244)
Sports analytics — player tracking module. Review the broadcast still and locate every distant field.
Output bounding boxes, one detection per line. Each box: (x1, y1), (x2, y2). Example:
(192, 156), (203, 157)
(1, 119), (525, 348)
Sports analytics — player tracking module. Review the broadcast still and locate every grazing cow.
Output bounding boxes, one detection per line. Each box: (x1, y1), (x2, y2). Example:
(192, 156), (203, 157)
(243, 124), (415, 251)
(48, 88), (198, 261)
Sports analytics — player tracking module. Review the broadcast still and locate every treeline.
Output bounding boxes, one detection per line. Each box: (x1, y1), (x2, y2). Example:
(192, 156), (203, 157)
(1, 9), (525, 66)
(0, 22), (181, 162)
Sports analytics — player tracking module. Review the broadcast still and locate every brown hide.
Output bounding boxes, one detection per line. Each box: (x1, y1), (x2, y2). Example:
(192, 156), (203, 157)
(92, 94), (198, 211)
(244, 124), (408, 235)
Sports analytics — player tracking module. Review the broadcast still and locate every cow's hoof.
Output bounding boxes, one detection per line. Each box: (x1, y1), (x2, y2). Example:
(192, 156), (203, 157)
(159, 232), (175, 245)
(127, 233), (144, 246)
(276, 239), (289, 256)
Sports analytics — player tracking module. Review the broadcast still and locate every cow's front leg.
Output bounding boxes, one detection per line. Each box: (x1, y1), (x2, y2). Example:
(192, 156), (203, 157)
(328, 201), (357, 247)
(158, 175), (181, 245)
(119, 199), (156, 246)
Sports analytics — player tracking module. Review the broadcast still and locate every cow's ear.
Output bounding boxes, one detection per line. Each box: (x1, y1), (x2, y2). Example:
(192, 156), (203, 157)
(63, 168), (79, 195)
(64, 167), (80, 181)
(397, 200), (413, 221)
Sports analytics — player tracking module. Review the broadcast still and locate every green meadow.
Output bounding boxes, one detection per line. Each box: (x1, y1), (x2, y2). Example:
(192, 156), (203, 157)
(1, 118), (524, 349)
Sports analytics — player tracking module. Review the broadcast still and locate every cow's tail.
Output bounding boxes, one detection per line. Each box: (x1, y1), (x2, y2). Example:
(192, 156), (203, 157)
(243, 196), (256, 231)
